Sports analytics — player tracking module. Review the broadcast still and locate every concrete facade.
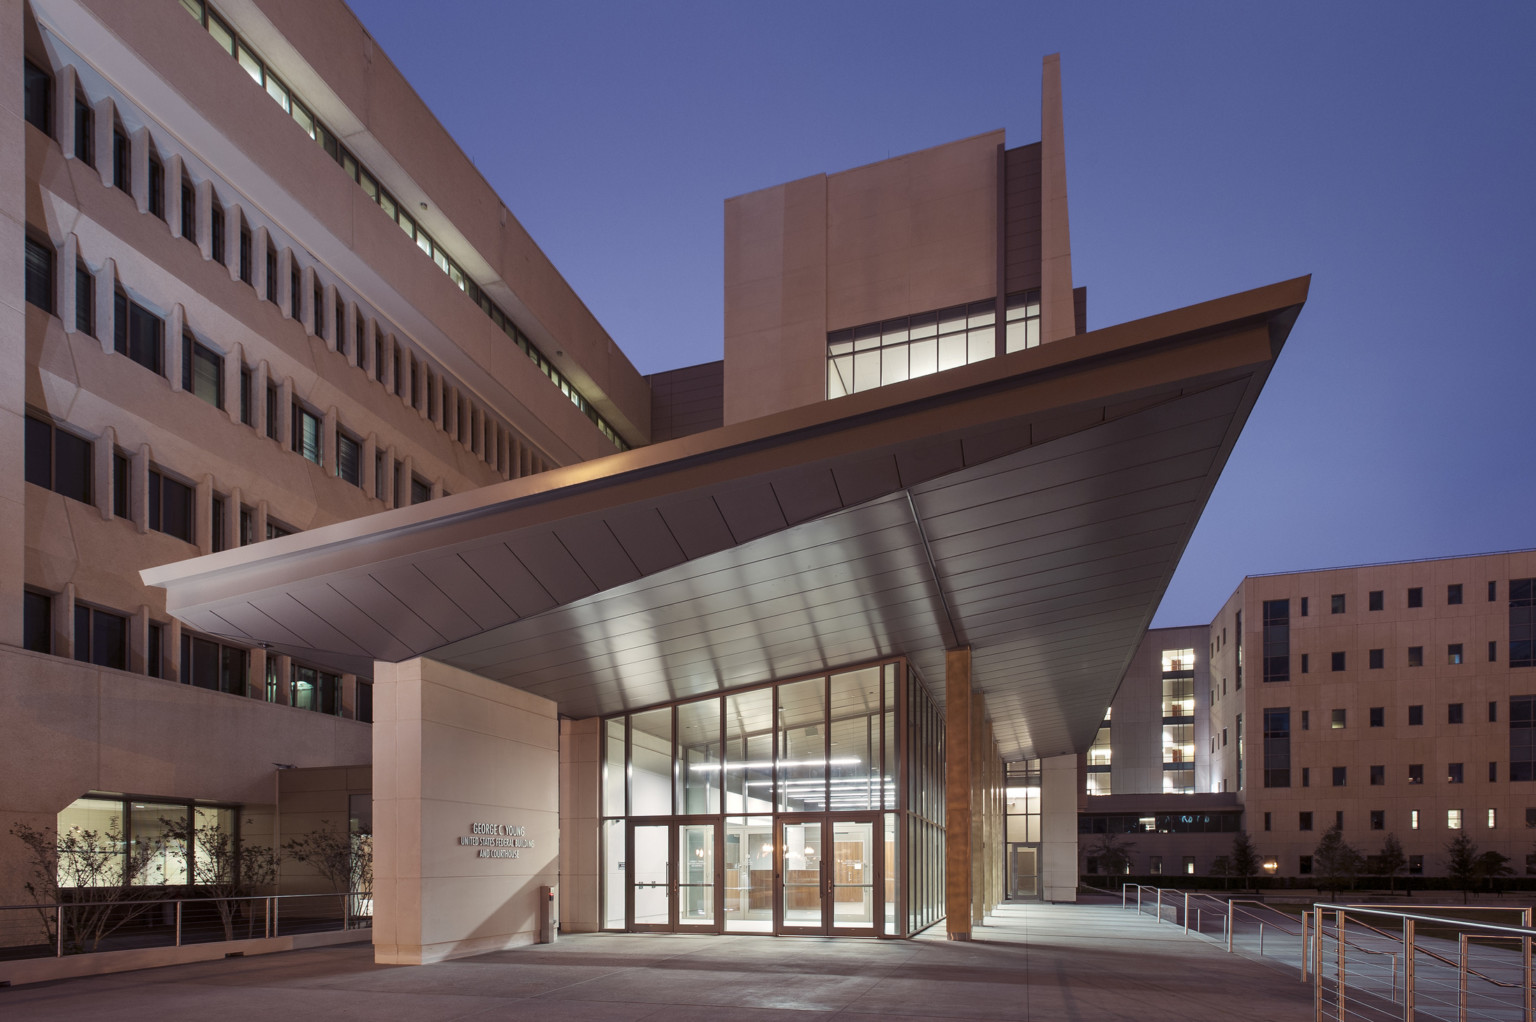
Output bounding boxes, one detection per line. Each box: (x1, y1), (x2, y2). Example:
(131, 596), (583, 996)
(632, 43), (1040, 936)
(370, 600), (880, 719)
(6, 0), (640, 924)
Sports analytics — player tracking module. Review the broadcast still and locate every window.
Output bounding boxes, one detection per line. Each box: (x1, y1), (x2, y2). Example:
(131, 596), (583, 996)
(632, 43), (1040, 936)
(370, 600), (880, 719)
(25, 415), (92, 504)
(1447, 809), (1462, 830)
(1331, 651), (1346, 672)
(1368, 589), (1383, 611)
(1448, 643), (1464, 665)
(313, 280), (323, 337)
(1515, 579), (1536, 668)
(1332, 766), (1346, 787)
(1369, 706), (1384, 728)
(1448, 703), (1463, 724)
(1408, 645), (1424, 667)
(25, 235), (57, 315)
(179, 177), (195, 240)
(1370, 810), (1384, 831)
(290, 663), (341, 715)
(1409, 764), (1423, 784)
(1408, 586), (1423, 608)
(266, 518), (292, 541)
(1331, 593), (1345, 614)
(147, 622), (163, 678)
(1409, 704), (1423, 725)
(210, 493), (229, 553)
(1262, 708), (1290, 788)
(180, 632), (248, 695)
(1370, 765), (1384, 785)
(23, 590), (52, 654)
(1489, 809), (1497, 829)
(1409, 855), (1423, 875)
(240, 366), (253, 426)
(73, 96), (93, 165)
(1300, 596), (1309, 617)
(1490, 580), (1499, 602)
(1491, 761), (1498, 782)
(1262, 599), (1289, 682)
(211, 204), (225, 264)
(291, 403), (321, 464)
(239, 224), (252, 284)
(1335, 811), (1344, 830)
(181, 334), (224, 408)
(290, 264), (300, 319)
(73, 603), (127, 670)
(355, 316), (366, 368)
(1511, 696), (1536, 781)
(113, 125), (130, 192)
(265, 244), (277, 303)
(357, 680), (373, 723)
(75, 262), (94, 335)
(1301, 710), (1310, 730)
(1331, 709), (1346, 729)
(374, 451), (387, 501)
(1301, 653), (1309, 674)
(113, 450), (130, 519)
(337, 431), (360, 486)
(1491, 701), (1499, 723)
(1263, 812), (1271, 831)
(1448, 762), (1464, 784)
(1182, 857), (1194, 876)
(1411, 811), (1420, 831)
(1492, 641), (1499, 663)
(23, 59), (50, 134)
(1299, 812), (1313, 831)
(147, 149), (165, 220)
(1364, 648), (1383, 670)
(1302, 767), (1310, 787)
(1448, 583), (1463, 605)
(114, 292), (165, 375)
(265, 382), (279, 440)
(1300, 855), (1313, 875)
(148, 468), (194, 543)
(411, 476), (431, 505)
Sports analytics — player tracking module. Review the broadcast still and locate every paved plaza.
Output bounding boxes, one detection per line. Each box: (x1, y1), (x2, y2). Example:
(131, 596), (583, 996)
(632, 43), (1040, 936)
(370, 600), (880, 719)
(2, 899), (1314, 1020)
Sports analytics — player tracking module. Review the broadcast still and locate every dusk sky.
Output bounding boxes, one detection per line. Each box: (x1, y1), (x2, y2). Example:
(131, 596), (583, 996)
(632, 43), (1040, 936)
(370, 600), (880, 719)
(347, 1), (1536, 628)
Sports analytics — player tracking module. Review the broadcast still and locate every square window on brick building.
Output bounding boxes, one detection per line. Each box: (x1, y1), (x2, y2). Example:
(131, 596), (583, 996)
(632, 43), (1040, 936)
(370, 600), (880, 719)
(1408, 587), (1423, 608)
(1449, 703), (1463, 724)
(1370, 765), (1384, 785)
(1448, 762), (1464, 783)
(1332, 651), (1346, 671)
(1448, 583), (1463, 605)
(1369, 590), (1383, 611)
(1331, 594), (1346, 614)
(1409, 705), (1423, 725)
(1370, 810), (1384, 830)
(1370, 707), (1384, 727)
(1408, 646), (1423, 667)
(1409, 764), (1424, 784)
(1369, 649), (1383, 669)
(1448, 643), (1464, 665)
(1333, 766), (1347, 786)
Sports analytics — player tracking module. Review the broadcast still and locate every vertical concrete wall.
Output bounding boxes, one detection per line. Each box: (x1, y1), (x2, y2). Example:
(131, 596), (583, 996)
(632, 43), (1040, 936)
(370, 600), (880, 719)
(1039, 753), (1079, 902)
(0, 0), (26, 650)
(372, 657), (558, 965)
(723, 132), (1001, 425)
(557, 717), (600, 933)
(1039, 54), (1075, 344)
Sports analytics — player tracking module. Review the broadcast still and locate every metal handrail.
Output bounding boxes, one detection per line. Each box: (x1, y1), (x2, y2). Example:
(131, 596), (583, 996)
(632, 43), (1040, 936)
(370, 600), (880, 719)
(1312, 902), (1536, 1020)
(0, 890), (369, 912)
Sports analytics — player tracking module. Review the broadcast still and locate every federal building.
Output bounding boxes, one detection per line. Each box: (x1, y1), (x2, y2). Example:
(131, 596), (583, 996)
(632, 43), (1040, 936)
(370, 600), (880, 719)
(4, 0), (1311, 968)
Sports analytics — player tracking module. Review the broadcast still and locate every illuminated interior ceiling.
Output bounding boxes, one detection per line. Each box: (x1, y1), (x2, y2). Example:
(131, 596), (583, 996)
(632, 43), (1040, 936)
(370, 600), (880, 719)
(146, 278), (1307, 761)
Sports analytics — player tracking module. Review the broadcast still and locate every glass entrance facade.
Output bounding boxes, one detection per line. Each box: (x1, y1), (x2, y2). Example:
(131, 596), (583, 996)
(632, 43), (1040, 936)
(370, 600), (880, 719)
(600, 659), (945, 936)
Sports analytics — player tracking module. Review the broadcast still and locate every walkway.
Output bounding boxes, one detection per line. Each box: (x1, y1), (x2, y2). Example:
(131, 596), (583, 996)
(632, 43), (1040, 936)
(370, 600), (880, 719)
(2, 899), (1315, 1021)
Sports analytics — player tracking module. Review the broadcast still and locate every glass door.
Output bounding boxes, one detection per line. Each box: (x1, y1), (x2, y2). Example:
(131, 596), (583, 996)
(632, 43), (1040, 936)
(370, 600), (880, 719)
(778, 819), (824, 934)
(676, 822), (717, 931)
(776, 816), (881, 935)
(628, 820), (720, 932)
(630, 822), (672, 932)
(828, 818), (877, 935)
(1011, 845), (1039, 898)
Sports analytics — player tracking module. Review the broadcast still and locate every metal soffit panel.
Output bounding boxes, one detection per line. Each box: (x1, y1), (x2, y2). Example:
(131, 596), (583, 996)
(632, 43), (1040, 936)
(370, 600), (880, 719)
(145, 278), (1308, 762)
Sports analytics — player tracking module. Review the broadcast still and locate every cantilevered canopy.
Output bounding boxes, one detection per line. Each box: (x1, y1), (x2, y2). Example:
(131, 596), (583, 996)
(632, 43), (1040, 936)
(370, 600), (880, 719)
(145, 278), (1307, 761)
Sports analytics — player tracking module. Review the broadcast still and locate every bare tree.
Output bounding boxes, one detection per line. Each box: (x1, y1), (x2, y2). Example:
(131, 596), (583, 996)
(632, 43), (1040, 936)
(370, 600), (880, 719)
(9, 818), (157, 953)
(284, 821), (373, 926)
(159, 815), (278, 940)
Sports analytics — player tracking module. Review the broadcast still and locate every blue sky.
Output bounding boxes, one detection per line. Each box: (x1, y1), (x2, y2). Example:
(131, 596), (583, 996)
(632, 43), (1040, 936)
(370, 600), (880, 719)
(347, 0), (1536, 627)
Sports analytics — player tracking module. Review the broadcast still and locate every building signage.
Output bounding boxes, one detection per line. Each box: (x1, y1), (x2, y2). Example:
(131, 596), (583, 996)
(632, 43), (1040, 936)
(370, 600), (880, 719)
(459, 822), (534, 858)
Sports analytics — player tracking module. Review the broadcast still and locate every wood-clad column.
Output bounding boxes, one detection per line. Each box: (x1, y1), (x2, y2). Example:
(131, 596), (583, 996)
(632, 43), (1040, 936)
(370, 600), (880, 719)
(944, 646), (973, 940)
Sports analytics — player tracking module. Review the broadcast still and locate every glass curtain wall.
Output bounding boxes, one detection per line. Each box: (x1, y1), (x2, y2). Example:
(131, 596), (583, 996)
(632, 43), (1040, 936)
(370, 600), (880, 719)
(905, 668), (945, 935)
(601, 659), (924, 935)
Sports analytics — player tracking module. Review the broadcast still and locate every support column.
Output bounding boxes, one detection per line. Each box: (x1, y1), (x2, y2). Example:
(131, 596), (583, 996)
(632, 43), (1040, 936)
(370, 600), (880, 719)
(372, 657), (559, 964)
(1039, 753), (1080, 902)
(944, 646), (973, 940)
(1039, 53), (1075, 344)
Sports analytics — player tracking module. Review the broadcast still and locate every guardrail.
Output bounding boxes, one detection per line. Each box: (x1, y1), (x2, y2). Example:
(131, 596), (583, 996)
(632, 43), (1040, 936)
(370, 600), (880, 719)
(0, 891), (372, 962)
(1311, 903), (1535, 1022)
(1123, 884), (1324, 981)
